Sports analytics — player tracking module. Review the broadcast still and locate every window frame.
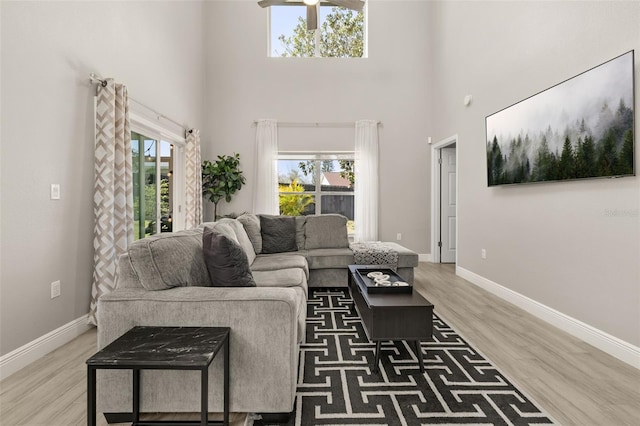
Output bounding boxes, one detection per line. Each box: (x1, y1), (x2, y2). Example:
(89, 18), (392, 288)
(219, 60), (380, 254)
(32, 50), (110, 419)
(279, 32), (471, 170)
(130, 112), (186, 239)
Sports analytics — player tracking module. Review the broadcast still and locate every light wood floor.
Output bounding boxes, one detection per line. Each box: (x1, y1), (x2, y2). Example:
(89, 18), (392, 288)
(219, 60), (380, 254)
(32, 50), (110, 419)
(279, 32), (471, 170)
(1, 262), (639, 425)
(414, 263), (640, 426)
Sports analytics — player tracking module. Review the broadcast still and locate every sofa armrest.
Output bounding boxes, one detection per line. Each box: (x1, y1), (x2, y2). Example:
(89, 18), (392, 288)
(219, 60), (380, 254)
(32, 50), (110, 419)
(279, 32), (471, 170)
(97, 286), (301, 347)
(96, 286), (302, 413)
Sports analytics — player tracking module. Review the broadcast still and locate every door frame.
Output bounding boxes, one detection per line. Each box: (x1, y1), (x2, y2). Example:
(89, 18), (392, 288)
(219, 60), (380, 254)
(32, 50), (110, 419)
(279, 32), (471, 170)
(430, 134), (458, 263)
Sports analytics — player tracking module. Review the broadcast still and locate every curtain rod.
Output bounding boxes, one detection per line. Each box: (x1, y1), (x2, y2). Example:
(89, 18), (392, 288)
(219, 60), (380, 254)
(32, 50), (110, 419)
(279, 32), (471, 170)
(252, 120), (381, 128)
(89, 73), (190, 132)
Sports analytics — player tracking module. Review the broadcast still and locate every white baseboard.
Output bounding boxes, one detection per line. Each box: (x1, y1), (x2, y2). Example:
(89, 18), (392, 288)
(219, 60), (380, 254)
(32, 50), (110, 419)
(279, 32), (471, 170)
(0, 315), (93, 381)
(419, 253), (433, 262)
(456, 266), (640, 369)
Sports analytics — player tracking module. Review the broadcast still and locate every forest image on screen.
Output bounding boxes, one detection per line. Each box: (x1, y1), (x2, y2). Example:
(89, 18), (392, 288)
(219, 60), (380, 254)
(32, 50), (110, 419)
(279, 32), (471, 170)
(486, 51), (634, 186)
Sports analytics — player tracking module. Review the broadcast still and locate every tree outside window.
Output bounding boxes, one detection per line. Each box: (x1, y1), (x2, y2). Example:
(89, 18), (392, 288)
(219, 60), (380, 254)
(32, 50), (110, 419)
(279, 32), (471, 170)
(271, 5), (365, 58)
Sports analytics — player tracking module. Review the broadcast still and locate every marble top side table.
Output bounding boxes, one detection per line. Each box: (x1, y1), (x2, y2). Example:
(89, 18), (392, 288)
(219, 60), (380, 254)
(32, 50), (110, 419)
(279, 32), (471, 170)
(87, 326), (230, 426)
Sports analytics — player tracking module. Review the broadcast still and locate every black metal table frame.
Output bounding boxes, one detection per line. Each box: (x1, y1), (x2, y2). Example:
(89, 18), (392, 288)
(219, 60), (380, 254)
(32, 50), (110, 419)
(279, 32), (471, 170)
(348, 265), (433, 374)
(87, 331), (230, 426)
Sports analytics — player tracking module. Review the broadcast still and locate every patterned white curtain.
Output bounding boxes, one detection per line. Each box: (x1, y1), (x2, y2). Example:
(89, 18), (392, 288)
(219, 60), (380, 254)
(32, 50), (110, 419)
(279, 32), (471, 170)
(89, 79), (134, 325)
(184, 128), (203, 229)
(253, 119), (279, 214)
(354, 119), (379, 242)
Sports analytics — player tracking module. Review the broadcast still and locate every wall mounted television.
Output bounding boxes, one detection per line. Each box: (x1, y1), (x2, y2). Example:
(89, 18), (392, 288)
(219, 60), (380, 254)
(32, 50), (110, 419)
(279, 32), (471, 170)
(486, 50), (635, 187)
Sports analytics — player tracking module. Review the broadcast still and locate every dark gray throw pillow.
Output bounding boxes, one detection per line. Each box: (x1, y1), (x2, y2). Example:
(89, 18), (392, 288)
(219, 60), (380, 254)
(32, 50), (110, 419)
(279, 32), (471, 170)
(202, 226), (256, 287)
(260, 215), (297, 254)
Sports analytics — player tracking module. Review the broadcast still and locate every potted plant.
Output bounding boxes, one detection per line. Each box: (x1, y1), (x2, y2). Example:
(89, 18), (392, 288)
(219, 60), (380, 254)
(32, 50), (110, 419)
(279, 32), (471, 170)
(202, 153), (246, 220)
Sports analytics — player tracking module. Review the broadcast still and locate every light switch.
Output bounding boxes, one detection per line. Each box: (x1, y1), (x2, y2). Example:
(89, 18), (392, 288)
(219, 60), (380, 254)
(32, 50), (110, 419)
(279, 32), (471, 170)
(50, 184), (60, 200)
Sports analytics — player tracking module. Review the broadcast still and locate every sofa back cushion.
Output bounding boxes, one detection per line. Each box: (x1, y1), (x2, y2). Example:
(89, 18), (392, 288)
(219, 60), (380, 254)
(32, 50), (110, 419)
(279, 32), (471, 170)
(304, 214), (350, 249)
(237, 213), (262, 254)
(127, 229), (211, 291)
(202, 226), (256, 287)
(260, 215), (297, 254)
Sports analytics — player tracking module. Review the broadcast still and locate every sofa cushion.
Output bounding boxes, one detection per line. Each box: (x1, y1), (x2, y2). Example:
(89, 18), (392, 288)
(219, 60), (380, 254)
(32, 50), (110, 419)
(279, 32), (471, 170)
(304, 214), (349, 250)
(237, 213), (262, 254)
(215, 218), (257, 265)
(260, 215), (297, 254)
(305, 248), (354, 269)
(127, 229), (211, 291)
(203, 227), (256, 287)
(251, 253), (309, 279)
(252, 268), (306, 288)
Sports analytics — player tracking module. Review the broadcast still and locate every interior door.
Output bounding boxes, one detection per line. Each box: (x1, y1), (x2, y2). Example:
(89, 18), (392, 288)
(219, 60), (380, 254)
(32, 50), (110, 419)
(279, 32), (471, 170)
(440, 147), (457, 263)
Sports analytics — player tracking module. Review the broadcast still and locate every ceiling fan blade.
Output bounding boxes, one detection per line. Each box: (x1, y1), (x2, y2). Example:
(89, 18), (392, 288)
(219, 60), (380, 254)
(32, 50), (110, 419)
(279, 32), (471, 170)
(306, 4), (318, 30)
(327, 0), (365, 12)
(257, 0), (289, 8)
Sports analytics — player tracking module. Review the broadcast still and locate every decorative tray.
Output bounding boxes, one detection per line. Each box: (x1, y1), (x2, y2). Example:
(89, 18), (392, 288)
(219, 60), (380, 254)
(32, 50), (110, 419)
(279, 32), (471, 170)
(355, 268), (413, 294)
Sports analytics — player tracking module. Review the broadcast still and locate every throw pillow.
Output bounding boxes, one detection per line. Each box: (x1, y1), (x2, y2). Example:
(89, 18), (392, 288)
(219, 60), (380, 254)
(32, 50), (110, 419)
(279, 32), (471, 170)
(304, 214), (350, 249)
(295, 216), (307, 250)
(237, 213), (262, 254)
(202, 226), (256, 287)
(260, 215), (297, 254)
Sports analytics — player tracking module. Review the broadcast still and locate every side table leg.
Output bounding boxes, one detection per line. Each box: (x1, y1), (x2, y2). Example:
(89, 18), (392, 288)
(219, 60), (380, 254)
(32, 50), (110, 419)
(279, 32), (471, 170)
(133, 369), (140, 423)
(201, 368), (208, 426)
(414, 341), (425, 372)
(224, 335), (230, 426)
(87, 366), (96, 426)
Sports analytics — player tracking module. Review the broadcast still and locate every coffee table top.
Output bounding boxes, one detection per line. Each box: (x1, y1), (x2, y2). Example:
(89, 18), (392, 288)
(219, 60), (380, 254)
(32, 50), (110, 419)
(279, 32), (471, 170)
(87, 326), (229, 368)
(348, 265), (433, 308)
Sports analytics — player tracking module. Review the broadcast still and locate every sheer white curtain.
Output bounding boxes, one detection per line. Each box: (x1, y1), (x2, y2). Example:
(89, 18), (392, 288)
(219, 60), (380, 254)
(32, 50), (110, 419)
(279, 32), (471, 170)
(184, 128), (203, 229)
(354, 119), (379, 242)
(253, 119), (279, 214)
(89, 79), (134, 325)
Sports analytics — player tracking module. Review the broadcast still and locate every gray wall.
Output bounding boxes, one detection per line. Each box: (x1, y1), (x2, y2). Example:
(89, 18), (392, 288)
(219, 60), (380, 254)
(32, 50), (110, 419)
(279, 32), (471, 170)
(202, 0), (433, 253)
(0, 1), (205, 356)
(429, 1), (640, 346)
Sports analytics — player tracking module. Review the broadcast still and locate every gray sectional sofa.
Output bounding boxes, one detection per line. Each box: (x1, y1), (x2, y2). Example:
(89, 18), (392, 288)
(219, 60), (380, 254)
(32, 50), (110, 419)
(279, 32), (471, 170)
(96, 213), (418, 419)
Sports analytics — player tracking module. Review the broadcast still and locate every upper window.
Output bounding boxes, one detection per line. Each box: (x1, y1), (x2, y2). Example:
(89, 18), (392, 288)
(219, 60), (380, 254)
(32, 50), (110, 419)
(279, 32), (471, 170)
(278, 153), (355, 235)
(270, 3), (366, 58)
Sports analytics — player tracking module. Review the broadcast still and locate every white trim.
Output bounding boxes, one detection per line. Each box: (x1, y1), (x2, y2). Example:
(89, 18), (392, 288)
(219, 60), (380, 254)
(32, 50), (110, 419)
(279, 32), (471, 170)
(131, 112), (186, 145)
(456, 266), (640, 369)
(0, 315), (93, 381)
(430, 135), (458, 264)
(419, 253), (433, 263)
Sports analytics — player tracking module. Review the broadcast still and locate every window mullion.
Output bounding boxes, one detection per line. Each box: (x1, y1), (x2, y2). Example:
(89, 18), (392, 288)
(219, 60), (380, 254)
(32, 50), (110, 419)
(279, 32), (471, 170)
(155, 141), (161, 235)
(315, 160), (321, 214)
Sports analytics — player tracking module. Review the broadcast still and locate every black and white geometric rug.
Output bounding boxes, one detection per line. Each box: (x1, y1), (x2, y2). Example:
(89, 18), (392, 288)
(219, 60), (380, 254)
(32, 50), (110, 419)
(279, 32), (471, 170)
(258, 289), (556, 425)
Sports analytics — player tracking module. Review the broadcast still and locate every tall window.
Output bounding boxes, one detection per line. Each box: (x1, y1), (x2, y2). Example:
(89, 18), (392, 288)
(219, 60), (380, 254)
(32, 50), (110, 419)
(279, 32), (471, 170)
(278, 153), (355, 234)
(130, 115), (186, 240)
(270, 3), (365, 58)
(131, 132), (174, 240)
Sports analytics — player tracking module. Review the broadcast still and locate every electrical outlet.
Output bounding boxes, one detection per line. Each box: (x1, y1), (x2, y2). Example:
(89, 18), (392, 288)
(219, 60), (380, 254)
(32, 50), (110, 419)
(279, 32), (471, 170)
(51, 281), (61, 299)
(396, 233), (402, 241)
(481, 249), (487, 259)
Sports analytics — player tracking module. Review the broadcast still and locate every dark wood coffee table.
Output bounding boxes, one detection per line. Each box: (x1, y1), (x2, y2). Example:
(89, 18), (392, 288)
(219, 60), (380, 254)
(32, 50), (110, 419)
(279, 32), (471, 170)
(348, 265), (434, 373)
(87, 326), (230, 426)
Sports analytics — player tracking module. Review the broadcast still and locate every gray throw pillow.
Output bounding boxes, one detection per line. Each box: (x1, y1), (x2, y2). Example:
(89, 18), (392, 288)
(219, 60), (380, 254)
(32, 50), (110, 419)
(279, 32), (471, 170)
(237, 213), (262, 254)
(260, 215), (297, 254)
(202, 226), (256, 287)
